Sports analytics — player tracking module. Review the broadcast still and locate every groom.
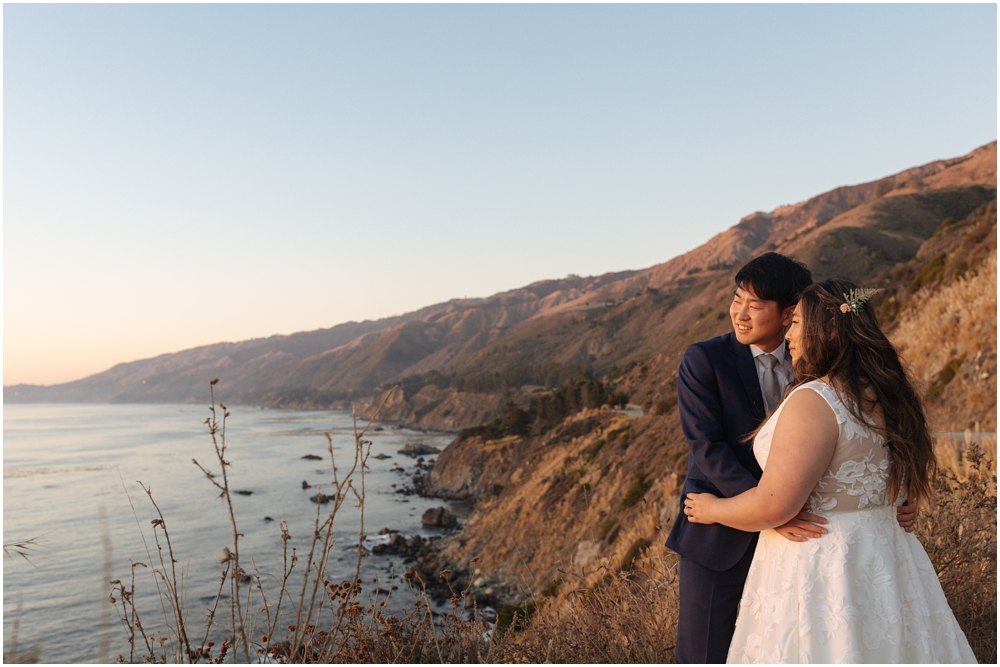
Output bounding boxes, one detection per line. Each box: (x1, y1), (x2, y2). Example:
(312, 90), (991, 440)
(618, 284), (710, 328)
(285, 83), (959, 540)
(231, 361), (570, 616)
(665, 252), (917, 664)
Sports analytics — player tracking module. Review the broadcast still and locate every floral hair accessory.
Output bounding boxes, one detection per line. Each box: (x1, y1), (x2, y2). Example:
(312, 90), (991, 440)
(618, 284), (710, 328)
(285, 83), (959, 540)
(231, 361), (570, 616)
(841, 287), (882, 314)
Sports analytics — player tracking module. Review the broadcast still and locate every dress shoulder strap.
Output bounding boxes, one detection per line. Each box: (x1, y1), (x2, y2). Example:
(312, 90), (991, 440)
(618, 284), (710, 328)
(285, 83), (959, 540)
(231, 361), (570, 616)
(787, 380), (849, 425)
(789, 380), (880, 442)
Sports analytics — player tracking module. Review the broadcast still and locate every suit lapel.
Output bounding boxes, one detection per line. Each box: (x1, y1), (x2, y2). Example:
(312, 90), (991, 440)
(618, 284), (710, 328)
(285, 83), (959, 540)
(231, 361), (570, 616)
(729, 333), (766, 420)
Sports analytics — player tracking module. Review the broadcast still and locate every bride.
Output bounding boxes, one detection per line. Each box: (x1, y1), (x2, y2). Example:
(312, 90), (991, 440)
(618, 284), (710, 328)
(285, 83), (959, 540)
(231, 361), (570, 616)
(683, 278), (977, 663)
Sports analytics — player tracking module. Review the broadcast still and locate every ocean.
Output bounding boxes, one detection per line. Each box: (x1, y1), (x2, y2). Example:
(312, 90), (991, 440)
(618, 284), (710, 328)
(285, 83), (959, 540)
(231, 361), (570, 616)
(2, 403), (460, 663)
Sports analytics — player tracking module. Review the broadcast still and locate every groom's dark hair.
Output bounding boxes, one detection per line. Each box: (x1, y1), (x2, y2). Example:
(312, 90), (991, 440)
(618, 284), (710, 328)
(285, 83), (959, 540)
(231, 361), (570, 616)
(734, 252), (812, 311)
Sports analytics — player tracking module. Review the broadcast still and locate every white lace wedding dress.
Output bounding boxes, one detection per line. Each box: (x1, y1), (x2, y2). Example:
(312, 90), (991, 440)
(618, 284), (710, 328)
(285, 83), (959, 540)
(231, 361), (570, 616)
(727, 380), (977, 663)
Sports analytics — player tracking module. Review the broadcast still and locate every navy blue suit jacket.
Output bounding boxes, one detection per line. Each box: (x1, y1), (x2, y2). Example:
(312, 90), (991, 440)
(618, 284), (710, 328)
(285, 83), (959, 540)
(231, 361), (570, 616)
(665, 331), (768, 572)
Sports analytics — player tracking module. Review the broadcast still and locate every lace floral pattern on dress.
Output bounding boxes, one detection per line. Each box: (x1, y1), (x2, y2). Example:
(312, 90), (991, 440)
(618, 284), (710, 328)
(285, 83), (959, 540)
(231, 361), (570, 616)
(727, 380), (976, 663)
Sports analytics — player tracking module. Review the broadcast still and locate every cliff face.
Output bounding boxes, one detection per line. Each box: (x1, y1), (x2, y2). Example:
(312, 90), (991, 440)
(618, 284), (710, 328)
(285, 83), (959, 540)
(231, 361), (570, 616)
(423, 407), (689, 594)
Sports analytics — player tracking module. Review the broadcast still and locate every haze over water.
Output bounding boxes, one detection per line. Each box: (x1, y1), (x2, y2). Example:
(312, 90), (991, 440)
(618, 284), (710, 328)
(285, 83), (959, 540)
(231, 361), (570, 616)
(3, 403), (458, 663)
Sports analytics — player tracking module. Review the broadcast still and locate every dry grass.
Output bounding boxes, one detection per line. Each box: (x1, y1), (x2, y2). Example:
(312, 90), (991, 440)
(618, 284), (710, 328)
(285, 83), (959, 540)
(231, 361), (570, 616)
(890, 251), (997, 430)
(934, 434), (997, 481)
(920, 437), (998, 664)
(500, 436), (997, 665)
(492, 551), (680, 663)
(2, 536), (41, 565)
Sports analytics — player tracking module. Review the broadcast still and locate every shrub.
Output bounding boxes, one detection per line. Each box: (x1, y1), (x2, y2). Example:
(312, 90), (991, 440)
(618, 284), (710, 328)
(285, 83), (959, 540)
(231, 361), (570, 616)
(607, 390), (630, 408)
(598, 517), (618, 541)
(458, 421), (505, 441)
(620, 537), (652, 572)
(582, 439), (606, 462)
(877, 296), (901, 323)
(622, 472), (652, 510)
(458, 401), (530, 441)
(653, 396), (678, 416)
(494, 600), (537, 637)
(540, 579), (563, 598)
(926, 355), (966, 400)
(935, 216), (957, 236)
(909, 253), (948, 292)
(499, 401), (531, 436)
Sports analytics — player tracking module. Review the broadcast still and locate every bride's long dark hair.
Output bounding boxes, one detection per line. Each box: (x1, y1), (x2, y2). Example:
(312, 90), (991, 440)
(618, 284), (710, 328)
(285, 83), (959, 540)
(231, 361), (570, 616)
(792, 278), (936, 506)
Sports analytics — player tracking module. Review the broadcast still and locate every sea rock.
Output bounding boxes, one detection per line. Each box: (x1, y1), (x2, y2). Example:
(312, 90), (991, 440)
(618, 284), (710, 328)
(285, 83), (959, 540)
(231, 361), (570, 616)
(301, 454), (323, 460)
(301, 480), (311, 489)
(398, 443), (442, 458)
(371, 532), (426, 557)
(373, 453), (392, 460)
(234, 490), (253, 496)
(310, 492), (334, 504)
(421, 507), (458, 528)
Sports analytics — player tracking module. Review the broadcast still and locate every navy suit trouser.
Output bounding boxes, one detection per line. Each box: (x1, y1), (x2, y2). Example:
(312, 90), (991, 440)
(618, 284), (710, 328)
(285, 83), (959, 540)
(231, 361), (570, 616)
(675, 533), (758, 664)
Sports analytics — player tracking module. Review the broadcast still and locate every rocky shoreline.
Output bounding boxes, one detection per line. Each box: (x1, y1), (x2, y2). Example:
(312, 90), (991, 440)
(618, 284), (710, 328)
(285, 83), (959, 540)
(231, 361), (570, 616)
(369, 441), (528, 613)
(370, 528), (521, 612)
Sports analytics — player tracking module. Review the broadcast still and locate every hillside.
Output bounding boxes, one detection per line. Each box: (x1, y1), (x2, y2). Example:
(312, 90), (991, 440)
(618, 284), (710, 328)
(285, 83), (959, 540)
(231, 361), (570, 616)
(5, 141), (996, 426)
(411, 183), (998, 616)
(364, 143), (996, 429)
(4, 271), (635, 404)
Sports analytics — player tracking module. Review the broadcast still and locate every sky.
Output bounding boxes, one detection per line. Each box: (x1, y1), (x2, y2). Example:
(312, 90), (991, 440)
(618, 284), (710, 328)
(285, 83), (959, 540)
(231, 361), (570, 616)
(3, 3), (997, 386)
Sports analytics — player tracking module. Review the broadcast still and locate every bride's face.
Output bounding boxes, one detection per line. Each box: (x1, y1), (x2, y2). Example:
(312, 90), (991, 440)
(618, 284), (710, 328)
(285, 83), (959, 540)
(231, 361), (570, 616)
(785, 303), (804, 365)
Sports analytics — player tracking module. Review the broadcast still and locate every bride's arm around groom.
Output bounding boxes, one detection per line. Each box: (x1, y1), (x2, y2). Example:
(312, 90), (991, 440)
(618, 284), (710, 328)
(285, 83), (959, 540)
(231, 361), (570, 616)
(683, 383), (838, 531)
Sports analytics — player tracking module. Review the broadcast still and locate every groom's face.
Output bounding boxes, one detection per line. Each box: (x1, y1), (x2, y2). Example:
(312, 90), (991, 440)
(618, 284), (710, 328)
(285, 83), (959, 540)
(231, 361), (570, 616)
(730, 285), (795, 352)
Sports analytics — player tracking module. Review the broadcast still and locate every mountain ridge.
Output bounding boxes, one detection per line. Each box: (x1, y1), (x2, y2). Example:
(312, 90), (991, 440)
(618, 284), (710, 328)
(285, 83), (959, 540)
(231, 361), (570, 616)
(5, 140), (996, 413)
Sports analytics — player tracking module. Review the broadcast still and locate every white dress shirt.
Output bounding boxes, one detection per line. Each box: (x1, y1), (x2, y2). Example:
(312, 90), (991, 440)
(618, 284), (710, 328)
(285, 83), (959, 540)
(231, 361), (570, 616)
(750, 340), (795, 400)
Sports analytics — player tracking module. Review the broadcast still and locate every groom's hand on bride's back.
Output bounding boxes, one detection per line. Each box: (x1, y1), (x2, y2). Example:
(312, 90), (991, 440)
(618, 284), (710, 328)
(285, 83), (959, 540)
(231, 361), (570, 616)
(774, 502), (917, 541)
(896, 501), (917, 533)
(774, 505), (828, 542)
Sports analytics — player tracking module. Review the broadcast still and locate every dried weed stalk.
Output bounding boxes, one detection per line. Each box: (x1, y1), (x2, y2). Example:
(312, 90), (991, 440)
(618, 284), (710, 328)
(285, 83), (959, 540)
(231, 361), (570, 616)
(110, 382), (507, 663)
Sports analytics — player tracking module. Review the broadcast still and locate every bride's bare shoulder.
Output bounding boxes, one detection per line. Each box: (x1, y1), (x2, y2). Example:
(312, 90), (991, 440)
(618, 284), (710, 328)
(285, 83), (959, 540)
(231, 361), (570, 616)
(775, 384), (839, 436)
